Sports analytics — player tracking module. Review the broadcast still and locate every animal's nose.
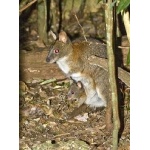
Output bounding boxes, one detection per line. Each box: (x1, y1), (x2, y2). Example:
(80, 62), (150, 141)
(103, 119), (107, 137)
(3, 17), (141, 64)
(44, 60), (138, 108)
(46, 57), (50, 62)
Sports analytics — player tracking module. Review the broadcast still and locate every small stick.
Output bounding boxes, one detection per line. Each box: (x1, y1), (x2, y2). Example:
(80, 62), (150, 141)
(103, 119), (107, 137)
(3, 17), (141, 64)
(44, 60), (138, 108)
(118, 46), (130, 49)
(53, 133), (70, 138)
(19, 0), (37, 13)
(74, 14), (87, 42)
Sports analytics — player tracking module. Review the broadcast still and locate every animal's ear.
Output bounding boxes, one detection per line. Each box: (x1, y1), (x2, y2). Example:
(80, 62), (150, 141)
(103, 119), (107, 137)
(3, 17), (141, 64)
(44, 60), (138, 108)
(77, 81), (82, 89)
(59, 31), (68, 43)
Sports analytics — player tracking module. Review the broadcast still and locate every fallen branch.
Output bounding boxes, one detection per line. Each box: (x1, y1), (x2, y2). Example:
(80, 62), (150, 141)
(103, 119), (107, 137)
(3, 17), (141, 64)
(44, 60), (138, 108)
(19, 0), (37, 13)
(19, 0), (29, 11)
(88, 55), (130, 87)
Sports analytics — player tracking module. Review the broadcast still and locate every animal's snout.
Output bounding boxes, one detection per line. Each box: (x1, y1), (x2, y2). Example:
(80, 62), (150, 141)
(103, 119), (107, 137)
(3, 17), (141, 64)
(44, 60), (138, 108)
(46, 57), (50, 62)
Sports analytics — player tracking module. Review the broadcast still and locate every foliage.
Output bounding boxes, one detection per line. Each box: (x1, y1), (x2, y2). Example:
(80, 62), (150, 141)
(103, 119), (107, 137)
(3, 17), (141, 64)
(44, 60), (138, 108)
(117, 0), (130, 14)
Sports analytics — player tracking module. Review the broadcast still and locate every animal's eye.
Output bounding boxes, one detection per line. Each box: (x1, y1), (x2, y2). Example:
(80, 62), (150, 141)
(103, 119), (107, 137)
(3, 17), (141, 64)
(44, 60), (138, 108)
(54, 49), (59, 54)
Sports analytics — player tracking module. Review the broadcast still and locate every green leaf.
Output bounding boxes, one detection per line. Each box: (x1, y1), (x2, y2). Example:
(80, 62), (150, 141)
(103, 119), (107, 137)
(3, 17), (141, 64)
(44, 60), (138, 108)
(126, 49), (130, 65)
(117, 0), (130, 14)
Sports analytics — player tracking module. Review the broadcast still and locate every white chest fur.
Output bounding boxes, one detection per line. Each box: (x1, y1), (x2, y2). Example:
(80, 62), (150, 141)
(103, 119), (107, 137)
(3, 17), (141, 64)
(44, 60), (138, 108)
(57, 57), (70, 74)
(71, 72), (83, 82)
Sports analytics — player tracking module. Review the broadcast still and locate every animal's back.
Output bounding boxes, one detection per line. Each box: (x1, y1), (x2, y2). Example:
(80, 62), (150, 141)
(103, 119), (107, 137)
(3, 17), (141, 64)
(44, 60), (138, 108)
(72, 38), (107, 59)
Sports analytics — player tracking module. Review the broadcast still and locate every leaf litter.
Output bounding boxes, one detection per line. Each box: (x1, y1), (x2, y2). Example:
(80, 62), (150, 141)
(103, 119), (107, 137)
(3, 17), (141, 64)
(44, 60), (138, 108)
(20, 78), (130, 150)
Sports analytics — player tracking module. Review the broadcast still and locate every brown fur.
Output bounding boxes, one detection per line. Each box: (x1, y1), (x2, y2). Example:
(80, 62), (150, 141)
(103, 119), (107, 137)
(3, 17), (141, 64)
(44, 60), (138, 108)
(46, 31), (112, 130)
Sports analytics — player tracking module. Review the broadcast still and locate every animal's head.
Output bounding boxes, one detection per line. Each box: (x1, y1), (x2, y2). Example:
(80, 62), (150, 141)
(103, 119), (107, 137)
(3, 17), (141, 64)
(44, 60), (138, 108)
(46, 31), (72, 63)
(67, 82), (83, 100)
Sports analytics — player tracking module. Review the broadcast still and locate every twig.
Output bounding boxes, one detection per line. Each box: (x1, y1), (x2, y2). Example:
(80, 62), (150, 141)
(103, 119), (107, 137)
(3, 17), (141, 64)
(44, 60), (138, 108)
(74, 14), (87, 42)
(105, 0), (120, 149)
(53, 133), (70, 138)
(19, 0), (37, 13)
(118, 46), (130, 49)
(19, 0), (29, 10)
(48, 30), (57, 40)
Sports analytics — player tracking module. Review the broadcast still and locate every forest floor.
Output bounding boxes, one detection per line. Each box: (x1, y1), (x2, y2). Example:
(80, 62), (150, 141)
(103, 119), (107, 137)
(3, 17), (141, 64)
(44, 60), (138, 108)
(19, 77), (130, 150)
(19, 38), (130, 149)
(19, 44), (130, 150)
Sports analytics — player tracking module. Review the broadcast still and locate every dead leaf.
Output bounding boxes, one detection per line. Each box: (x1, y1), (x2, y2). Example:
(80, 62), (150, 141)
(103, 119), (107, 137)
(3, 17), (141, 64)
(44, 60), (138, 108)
(74, 113), (89, 122)
(20, 81), (29, 92)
